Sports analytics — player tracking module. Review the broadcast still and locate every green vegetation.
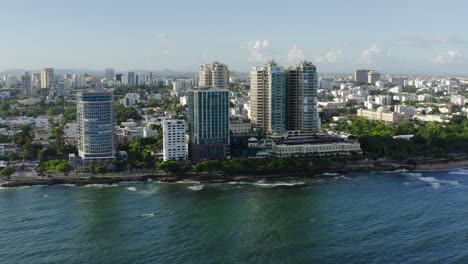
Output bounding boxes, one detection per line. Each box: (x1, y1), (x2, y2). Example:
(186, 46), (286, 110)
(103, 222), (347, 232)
(95, 166), (107, 174)
(118, 137), (162, 169)
(336, 116), (468, 160)
(114, 104), (141, 125)
(157, 161), (191, 177)
(0, 166), (16, 180)
(38, 160), (70, 173)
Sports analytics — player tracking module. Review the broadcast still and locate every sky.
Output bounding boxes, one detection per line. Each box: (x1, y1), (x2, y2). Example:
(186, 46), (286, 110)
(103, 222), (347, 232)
(1, 0), (468, 74)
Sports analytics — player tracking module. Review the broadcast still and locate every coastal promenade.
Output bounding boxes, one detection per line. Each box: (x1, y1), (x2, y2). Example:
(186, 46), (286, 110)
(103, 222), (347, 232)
(2, 158), (467, 188)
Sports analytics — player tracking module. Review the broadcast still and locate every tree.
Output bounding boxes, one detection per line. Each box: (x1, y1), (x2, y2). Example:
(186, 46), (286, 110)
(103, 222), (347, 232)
(56, 162), (71, 174)
(0, 166), (16, 180)
(157, 161), (180, 175)
(95, 166), (107, 174)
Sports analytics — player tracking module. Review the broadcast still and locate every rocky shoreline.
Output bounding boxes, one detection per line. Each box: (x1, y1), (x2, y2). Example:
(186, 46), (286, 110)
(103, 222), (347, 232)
(1, 160), (466, 188)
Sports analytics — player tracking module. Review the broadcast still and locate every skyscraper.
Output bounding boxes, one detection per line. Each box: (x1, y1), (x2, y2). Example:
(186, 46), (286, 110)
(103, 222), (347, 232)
(188, 87), (230, 162)
(355, 69), (370, 83)
(250, 60), (286, 135)
(162, 119), (187, 161)
(77, 91), (115, 170)
(21, 72), (31, 97)
(198, 62), (229, 89)
(105, 68), (115, 84)
(285, 61), (318, 132)
(40, 68), (55, 89)
(368, 71), (381, 85)
(127, 71), (136, 87)
(31, 73), (41, 96)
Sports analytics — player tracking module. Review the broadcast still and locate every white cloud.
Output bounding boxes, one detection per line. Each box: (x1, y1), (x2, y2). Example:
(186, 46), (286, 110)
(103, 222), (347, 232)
(287, 45), (304, 64)
(360, 45), (382, 64)
(314, 49), (344, 65)
(432, 49), (464, 64)
(240, 40), (270, 62)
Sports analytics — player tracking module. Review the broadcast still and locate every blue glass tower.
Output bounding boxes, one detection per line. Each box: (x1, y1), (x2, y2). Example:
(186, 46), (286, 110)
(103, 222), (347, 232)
(187, 87), (230, 162)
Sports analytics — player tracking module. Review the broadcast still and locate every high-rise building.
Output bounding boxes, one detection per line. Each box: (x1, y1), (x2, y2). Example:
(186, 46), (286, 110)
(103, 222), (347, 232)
(144, 72), (153, 86)
(31, 73), (41, 96)
(198, 62), (229, 89)
(105, 68), (115, 84)
(162, 119), (187, 161)
(355, 69), (370, 83)
(250, 60), (286, 135)
(285, 61), (319, 132)
(21, 72), (31, 97)
(187, 87), (230, 162)
(368, 71), (381, 85)
(77, 91), (115, 169)
(72, 74), (84, 88)
(40, 68), (55, 89)
(127, 71), (136, 87)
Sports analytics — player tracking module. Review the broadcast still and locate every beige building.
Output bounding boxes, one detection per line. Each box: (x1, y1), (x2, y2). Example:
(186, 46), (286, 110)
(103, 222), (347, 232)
(357, 106), (409, 123)
(271, 142), (362, 157)
(199, 62), (229, 89)
(229, 121), (252, 135)
(250, 61), (286, 135)
(40, 68), (55, 89)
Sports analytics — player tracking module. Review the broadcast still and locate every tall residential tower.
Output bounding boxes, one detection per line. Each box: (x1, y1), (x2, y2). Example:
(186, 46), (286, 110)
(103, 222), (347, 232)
(250, 60), (286, 135)
(198, 62), (229, 89)
(77, 91), (115, 169)
(285, 61), (318, 132)
(40, 68), (55, 89)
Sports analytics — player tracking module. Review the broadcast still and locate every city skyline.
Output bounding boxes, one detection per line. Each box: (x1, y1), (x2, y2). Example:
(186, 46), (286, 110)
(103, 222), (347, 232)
(2, 0), (468, 74)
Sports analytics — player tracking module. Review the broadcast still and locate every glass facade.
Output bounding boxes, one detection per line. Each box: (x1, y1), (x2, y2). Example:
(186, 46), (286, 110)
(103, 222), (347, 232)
(77, 92), (115, 160)
(188, 87), (229, 162)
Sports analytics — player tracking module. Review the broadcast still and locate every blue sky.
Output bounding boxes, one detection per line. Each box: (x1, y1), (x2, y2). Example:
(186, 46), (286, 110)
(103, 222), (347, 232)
(1, 0), (468, 74)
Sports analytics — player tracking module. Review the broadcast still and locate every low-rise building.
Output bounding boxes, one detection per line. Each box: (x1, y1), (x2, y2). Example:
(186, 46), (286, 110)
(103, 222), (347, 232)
(162, 119), (187, 161)
(230, 121), (251, 135)
(271, 142), (362, 157)
(357, 107), (409, 123)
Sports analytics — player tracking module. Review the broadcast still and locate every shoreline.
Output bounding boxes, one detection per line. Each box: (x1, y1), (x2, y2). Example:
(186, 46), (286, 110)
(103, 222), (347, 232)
(1, 160), (467, 188)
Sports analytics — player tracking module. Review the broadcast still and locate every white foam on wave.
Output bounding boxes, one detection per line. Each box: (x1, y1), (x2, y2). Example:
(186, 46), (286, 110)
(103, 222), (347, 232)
(60, 184), (76, 187)
(449, 169), (468, 176)
(407, 174), (460, 189)
(141, 213), (155, 217)
(126, 187), (137, 192)
(139, 189), (157, 196)
(403, 172), (423, 177)
(43, 194), (48, 197)
(323, 172), (340, 176)
(177, 180), (201, 184)
(253, 181), (306, 187)
(84, 184), (118, 188)
(188, 185), (204, 191)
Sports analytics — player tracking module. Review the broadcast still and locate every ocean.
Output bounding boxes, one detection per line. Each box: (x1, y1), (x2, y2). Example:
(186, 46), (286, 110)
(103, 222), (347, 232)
(1, 168), (468, 263)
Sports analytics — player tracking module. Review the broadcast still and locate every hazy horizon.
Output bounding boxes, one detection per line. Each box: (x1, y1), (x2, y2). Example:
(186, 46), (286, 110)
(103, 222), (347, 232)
(2, 0), (468, 74)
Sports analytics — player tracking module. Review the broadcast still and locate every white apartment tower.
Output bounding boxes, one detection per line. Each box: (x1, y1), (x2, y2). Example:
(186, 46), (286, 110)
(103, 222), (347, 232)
(162, 119), (187, 161)
(77, 92), (115, 167)
(199, 62), (229, 89)
(105, 68), (115, 84)
(40, 68), (55, 88)
(250, 60), (286, 135)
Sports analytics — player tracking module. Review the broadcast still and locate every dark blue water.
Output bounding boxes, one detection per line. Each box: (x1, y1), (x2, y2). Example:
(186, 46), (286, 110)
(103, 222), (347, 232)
(1, 169), (468, 263)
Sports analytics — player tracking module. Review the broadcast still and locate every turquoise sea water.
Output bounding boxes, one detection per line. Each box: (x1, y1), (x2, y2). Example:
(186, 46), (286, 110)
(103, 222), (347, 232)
(1, 169), (468, 263)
